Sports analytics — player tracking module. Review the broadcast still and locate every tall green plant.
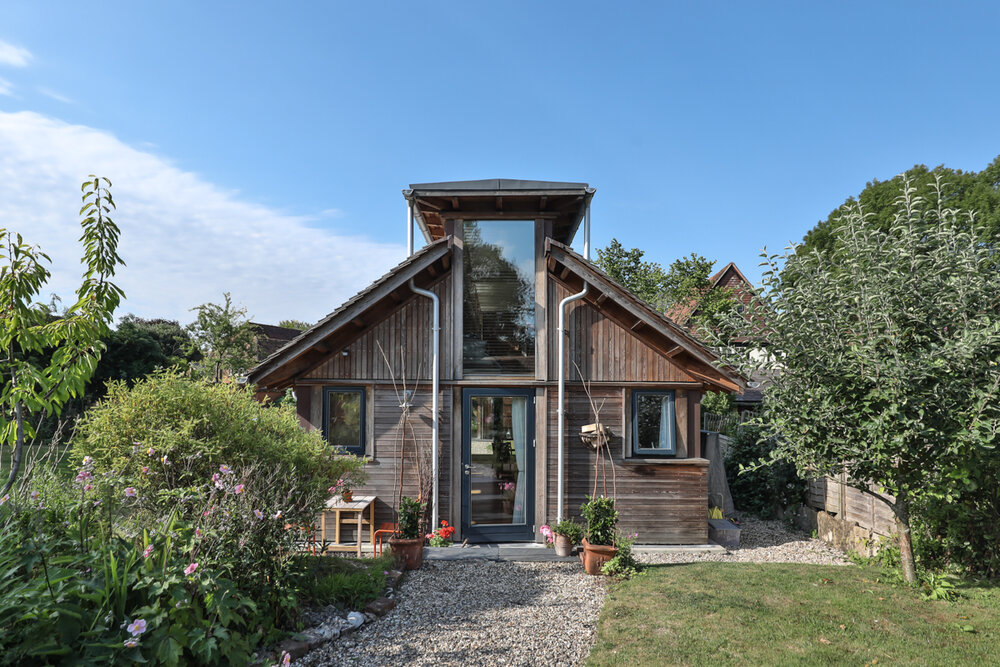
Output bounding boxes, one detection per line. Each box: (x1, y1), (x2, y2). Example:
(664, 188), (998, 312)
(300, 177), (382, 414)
(186, 293), (258, 383)
(1, 176), (124, 495)
(581, 495), (618, 546)
(714, 175), (1000, 583)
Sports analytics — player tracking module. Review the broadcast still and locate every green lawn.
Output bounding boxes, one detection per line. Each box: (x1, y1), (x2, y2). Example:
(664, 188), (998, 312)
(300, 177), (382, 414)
(588, 563), (1000, 666)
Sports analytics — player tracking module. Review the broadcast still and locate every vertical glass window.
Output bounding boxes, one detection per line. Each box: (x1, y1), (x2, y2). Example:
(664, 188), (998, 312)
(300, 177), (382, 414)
(463, 220), (535, 375)
(323, 387), (365, 455)
(632, 390), (676, 455)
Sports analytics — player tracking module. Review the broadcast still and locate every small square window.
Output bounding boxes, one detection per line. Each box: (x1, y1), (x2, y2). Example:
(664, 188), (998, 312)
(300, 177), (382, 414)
(323, 387), (365, 455)
(632, 390), (676, 456)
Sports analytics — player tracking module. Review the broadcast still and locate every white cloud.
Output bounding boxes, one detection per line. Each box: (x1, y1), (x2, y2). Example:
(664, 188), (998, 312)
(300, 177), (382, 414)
(0, 76), (12, 96)
(0, 40), (31, 67)
(36, 86), (74, 104)
(0, 111), (406, 325)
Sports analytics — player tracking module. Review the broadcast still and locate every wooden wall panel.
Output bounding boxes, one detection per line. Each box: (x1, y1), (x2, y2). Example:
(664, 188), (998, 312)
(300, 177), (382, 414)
(547, 280), (697, 383)
(546, 386), (708, 544)
(322, 384), (452, 542)
(806, 475), (896, 537)
(305, 274), (452, 382)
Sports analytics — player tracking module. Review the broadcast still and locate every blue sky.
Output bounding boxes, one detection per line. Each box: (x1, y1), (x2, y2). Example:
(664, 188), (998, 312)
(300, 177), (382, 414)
(2, 2), (999, 323)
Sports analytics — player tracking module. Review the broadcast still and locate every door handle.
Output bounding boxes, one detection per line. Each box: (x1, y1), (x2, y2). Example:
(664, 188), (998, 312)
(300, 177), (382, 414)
(463, 464), (472, 475)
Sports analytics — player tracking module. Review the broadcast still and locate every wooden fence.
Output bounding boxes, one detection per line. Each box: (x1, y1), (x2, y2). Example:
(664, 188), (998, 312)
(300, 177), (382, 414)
(806, 473), (896, 537)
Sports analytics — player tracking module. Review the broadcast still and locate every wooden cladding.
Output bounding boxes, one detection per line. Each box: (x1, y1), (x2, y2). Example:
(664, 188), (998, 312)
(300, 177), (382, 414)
(807, 474), (896, 537)
(305, 275), (453, 382)
(548, 281), (698, 383)
(546, 386), (708, 544)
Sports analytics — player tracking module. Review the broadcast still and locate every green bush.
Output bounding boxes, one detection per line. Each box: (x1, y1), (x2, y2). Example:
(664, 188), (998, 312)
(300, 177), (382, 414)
(601, 531), (641, 578)
(581, 495), (618, 546)
(724, 426), (807, 518)
(397, 496), (424, 539)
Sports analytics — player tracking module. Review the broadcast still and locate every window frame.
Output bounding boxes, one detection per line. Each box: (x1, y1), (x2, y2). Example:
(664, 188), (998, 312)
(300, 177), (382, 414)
(631, 390), (677, 457)
(322, 386), (366, 456)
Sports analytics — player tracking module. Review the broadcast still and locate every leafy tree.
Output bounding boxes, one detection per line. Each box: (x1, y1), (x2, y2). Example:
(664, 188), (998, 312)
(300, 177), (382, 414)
(277, 319), (310, 330)
(87, 315), (199, 399)
(715, 176), (1000, 583)
(800, 155), (1000, 258)
(1, 176), (124, 494)
(663, 253), (737, 330)
(186, 293), (258, 383)
(594, 239), (668, 307)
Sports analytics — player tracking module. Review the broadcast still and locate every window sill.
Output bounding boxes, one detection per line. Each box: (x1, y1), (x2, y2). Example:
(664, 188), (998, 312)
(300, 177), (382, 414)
(622, 457), (709, 467)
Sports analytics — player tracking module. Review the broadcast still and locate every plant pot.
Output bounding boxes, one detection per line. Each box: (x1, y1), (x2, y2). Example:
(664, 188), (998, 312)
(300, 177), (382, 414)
(581, 538), (618, 575)
(388, 537), (424, 570)
(554, 534), (574, 558)
(342, 490), (353, 503)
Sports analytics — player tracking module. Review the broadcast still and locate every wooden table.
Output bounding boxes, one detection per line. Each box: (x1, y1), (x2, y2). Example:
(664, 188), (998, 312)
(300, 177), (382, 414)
(320, 494), (376, 557)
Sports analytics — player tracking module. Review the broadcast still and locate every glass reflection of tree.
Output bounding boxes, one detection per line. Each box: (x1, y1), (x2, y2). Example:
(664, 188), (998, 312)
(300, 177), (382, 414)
(463, 221), (535, 373)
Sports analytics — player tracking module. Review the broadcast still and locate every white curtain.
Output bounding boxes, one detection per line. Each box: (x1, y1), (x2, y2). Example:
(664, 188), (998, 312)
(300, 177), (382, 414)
(658, 396), (670, 450)
(511, 397), (526, 524)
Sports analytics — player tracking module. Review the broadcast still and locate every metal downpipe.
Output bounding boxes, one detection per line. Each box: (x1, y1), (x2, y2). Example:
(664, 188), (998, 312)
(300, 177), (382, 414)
(408, 279), (440, 529)
(557, 281), (588, 522)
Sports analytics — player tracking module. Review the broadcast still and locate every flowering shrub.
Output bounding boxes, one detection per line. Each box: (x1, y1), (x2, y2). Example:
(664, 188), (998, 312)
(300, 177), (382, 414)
(427, 520), (456, 547)
(539, 524), (554, 545)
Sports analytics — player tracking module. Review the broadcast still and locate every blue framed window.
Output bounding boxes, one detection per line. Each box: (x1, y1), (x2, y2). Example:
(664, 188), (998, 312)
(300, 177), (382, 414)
(322, 387), (365, 455)
(632, 390), (676, 456)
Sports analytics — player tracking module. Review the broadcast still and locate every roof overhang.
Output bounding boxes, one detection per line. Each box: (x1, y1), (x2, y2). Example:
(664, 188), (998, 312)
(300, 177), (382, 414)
(249, 238), (454, 389)
(546, 240), (746, 394)
(405, 179), (594, 246)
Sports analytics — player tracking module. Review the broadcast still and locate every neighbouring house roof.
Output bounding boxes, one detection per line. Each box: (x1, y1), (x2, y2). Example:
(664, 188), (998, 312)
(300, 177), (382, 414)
(250, 322), (302, 359)
(406, 179), (594, 247)
(546, 240), (745, 393)
(248, 238), (454, 388)
(665, 261), (755, 328)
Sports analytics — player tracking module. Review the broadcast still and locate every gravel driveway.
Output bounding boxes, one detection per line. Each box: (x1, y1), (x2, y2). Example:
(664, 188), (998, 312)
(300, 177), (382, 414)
(295, 516), (850, 666)
(296, 560), (607, 667)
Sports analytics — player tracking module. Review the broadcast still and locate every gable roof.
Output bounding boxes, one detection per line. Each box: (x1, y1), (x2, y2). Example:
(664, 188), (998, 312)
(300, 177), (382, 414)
(666, 261), (754, 327)
(248, 238), (453, 388)
(546, 241), (745, 393)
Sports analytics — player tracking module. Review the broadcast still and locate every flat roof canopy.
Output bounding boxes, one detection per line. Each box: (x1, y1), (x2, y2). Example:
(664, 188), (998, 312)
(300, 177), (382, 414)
(406, 178), (595, 245)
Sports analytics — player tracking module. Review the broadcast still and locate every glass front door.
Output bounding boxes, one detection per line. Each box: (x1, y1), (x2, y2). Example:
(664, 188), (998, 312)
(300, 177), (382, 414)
(461, 388), (535, 542)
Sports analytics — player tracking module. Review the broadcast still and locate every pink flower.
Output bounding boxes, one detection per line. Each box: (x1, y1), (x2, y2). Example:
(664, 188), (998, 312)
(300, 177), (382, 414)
(0, 494), (8, 505)
(425, 533), (433, 540)
(219, 464), (232, 475)
(146, 447), (155, 457)
(84, 484), (93, 492)
(254, 509), (264, 520)
(195, 528), (203, 538)
(124, 487), (137, 498)
(273, 510), (282, 519)
(280, 651), (291, 666)
(75, 470), (93, 482)
(233, 484), (245, 495)
(184, 562), (198, 576)
(92, 499), (101, 507)
(127, 618), (147, 636)
(124, 639), (139, 648)
(141, 466), (149, 475)
(29, 490), (40, 500)
(143, 544), (154, 558)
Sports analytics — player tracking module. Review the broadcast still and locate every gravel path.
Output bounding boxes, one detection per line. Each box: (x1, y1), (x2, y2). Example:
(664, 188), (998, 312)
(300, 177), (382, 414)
(295, 516), (849, 666)
(639, 514), (852, 566)
(295, 560), (607, 667)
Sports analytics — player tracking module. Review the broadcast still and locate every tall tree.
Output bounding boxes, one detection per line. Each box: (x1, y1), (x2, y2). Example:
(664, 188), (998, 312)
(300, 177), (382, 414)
(1, 176), (124, 494)
(277, 319), (310, 330)
(186, 293), (258, 383)
(800, 155), (1000, 258)
(663, 253), (736, 330)
(715, 176), (1000, 583)
(594, 239), (668, 307)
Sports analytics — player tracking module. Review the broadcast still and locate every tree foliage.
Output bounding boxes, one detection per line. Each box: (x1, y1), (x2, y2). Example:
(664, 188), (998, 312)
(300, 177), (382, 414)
(715, 176), (1000, 583)
(663, 253), (737, 329)
(277, 319), (310, 331)
(186, 293), (258, 382)
(594, 239), (668, 307)
(799, 155), (1000, 258)
(1, 176), (124, 494)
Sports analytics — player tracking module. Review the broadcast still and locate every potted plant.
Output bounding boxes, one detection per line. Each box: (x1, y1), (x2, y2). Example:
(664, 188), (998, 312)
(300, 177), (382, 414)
(580, 495), (619, 575)
(328, 466), (367, 503)
(552, 518), (584, 557)
(389, 496), (425, 569)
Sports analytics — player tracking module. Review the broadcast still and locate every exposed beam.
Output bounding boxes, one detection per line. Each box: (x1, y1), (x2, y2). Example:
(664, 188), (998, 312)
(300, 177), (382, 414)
(539, 195), (548, 210)
(495, 196), (503, 211)
(351, 317), (365, 328)
(451, 197), (460, 210)
(389, 291), (404, 303)
(630, 319), (644, 331)
(686, 367), (740, 393)
(595, 292), (608, 305)
(416, 198), (443, 211)
(546, 256), (558, 272)
(427, 263), (438, 277)
(441, 254), (451, 270)
(666, 345), (683, 358)
(554, 195), (584, 211)
(559, 266), (571, 280)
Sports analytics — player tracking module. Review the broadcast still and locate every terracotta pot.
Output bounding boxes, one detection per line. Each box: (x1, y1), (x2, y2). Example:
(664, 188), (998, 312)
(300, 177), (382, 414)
(581, 538), (618, 575)
(342, 490), (353, 502)
(554, 534), (574, 557)
(389, 537), (424, 570)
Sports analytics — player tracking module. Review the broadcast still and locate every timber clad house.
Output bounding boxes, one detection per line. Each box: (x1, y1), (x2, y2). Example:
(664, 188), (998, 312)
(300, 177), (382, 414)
(249, 180), (744, 544)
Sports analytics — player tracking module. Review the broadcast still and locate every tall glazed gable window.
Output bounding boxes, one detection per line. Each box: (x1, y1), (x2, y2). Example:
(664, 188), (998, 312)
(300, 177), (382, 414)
(632, 390), (676, 456)
(323, 387), (365, 455)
